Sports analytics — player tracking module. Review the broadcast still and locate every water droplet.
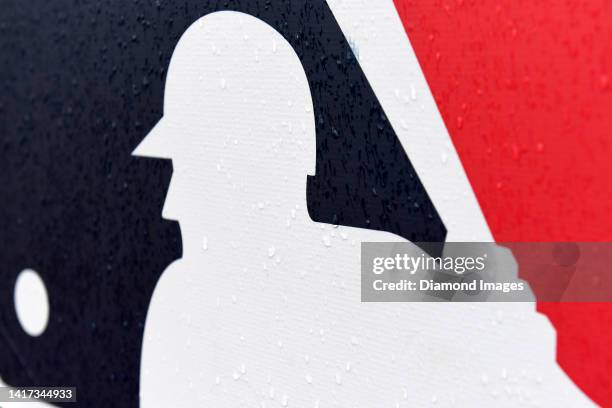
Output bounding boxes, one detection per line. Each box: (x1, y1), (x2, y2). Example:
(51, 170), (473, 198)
(600, 74), (609, 90)
(496, 310), (504, 322)
(305, 374), (313, 384)
(322, 235), (331, 247)
(202, 237), (208, 251)
(511, 143), (521, 161)
(481, 373), (489, 384)
(335, 372), (342, 385)
(268, 247), (276, 257)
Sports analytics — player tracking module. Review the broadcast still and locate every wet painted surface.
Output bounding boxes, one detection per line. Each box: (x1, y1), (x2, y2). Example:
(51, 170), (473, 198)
(394, 0), (612, 405)
(0, 1), (443, 407)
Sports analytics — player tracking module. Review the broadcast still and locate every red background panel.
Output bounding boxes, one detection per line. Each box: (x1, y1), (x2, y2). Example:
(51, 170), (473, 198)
(393, 0), (612, 405)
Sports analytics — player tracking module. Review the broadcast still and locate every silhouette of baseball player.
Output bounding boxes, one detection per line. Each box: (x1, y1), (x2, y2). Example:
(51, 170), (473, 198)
(134, 11), (590, 408)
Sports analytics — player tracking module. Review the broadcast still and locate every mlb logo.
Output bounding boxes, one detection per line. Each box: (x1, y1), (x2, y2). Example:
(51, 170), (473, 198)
(1, 1), (610, 407)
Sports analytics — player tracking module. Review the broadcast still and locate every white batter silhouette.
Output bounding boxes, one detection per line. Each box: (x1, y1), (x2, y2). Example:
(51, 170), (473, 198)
(135, 11), (591, 407)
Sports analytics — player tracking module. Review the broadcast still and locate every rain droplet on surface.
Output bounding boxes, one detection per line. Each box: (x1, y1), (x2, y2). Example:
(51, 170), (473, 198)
(481, 373), (489, 384)
(322, 235), (331, 247)
(335, 372), (342, 385)
(441, 151), (448, 164)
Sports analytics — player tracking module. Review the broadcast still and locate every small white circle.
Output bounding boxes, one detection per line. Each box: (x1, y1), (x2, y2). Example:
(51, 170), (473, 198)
(14, 269), (50, 337)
